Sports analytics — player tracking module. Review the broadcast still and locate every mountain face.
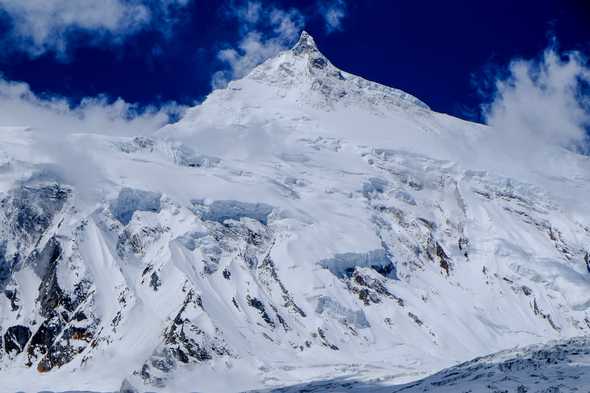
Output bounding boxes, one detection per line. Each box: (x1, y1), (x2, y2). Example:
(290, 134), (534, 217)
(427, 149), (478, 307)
(1, 32), (590, 392)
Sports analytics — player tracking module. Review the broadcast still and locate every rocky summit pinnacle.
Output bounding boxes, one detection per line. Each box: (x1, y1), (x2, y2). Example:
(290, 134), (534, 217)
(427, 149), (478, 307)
(291, 30), (320, 56)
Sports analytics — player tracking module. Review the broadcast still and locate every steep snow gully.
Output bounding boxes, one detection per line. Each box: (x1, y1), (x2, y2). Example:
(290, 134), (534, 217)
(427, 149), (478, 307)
(1, 32), (590, 392)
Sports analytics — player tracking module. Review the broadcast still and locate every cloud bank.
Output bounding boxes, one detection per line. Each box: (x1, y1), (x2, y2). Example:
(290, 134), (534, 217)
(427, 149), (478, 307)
(0, 0), (191, 59)
(462, 44), (590, 189)
(483, 47), (589, 155)
(0, 79), (176, 135)
(0, 78), (182, 200)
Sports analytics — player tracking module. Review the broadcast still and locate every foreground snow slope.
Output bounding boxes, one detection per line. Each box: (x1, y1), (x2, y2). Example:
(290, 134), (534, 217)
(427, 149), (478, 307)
(251, 336), (590, 393)
(1, 32), (590, 392)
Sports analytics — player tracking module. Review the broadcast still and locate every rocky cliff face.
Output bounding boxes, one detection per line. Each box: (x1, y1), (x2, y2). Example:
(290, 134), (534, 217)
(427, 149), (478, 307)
(1, 32), (590, 392)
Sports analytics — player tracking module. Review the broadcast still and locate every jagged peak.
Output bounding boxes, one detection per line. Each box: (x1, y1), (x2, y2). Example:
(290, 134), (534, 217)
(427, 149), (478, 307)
(291, 30), (321, 56)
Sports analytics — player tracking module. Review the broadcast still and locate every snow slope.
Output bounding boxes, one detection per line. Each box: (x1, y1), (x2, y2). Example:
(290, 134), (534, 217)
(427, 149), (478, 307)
(1, 32), (590, 392)
(250, 336), (590, 393)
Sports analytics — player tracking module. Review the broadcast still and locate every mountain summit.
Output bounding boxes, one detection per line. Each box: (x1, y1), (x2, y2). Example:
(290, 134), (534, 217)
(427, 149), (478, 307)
(291, 30), (320, 55)
(239, 30), (431, 111)
(169, 31), (430, 139)
(1, 31), (590, 393)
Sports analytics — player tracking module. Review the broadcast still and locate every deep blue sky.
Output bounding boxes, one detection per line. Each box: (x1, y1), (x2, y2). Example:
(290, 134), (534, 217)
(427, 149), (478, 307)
(0, 0), (588, 121)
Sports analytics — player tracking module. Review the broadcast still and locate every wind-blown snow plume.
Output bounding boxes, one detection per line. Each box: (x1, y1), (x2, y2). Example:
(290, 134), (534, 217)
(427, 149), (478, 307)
(0, 0), (191, 59)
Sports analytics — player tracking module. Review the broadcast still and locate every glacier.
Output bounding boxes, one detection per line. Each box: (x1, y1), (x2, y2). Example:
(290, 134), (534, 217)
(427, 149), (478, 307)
(0, 31), (589, 392)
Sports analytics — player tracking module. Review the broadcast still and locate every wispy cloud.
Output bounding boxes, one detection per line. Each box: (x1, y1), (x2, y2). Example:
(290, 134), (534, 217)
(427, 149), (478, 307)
(211, 1), (304, 89)
(318, 0), (347, 34)
(0, 0), (191, 59)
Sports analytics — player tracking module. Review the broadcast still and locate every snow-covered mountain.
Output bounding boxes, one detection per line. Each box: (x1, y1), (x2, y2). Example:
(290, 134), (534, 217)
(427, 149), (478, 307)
(1, 31), (590, 392)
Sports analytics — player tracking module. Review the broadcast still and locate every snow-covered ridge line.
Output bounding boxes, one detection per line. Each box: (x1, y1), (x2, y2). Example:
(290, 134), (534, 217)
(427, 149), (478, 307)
(247, 336), (590, 392)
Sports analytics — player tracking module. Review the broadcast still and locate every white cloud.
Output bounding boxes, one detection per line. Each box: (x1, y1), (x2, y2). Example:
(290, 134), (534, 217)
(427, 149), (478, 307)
(464, 45), (590, 186)
(0, 78), (183, 200)
(483, 48), (589, 155)
(234, 1), (262, 25)
(212, 1), (304, 89)
(319, 0), (347, 34)
(269, 7), (304, 39)
(0, 0), (190, 58)
(0, 78), (177, 135)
